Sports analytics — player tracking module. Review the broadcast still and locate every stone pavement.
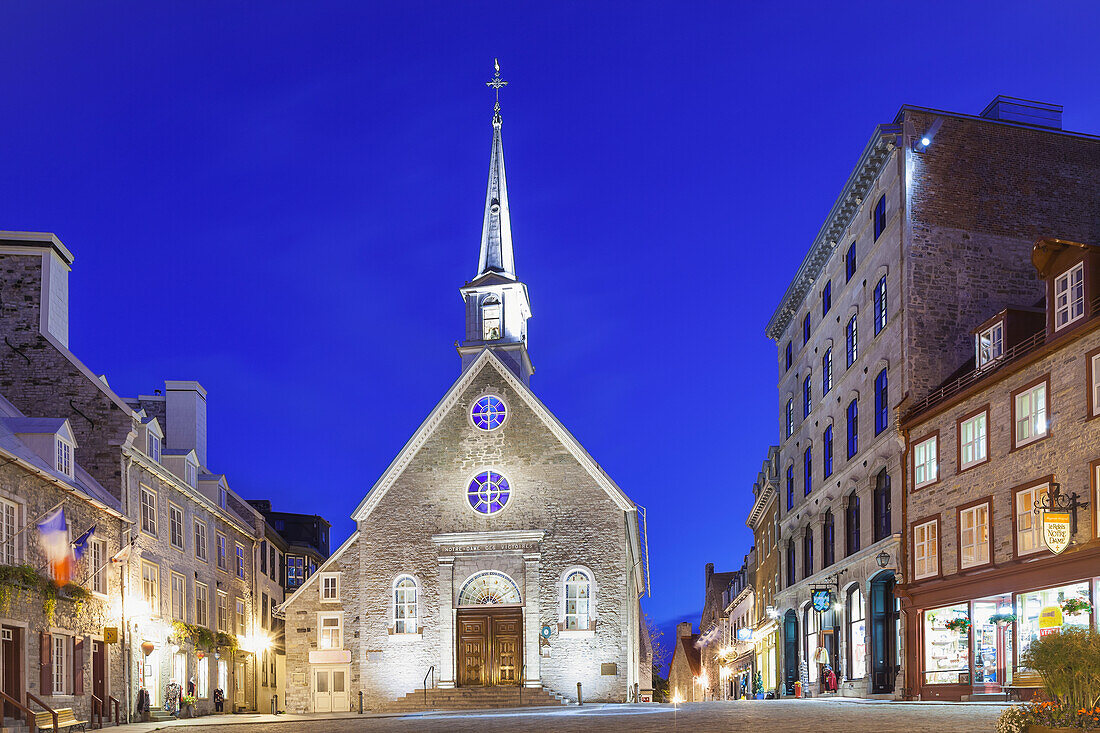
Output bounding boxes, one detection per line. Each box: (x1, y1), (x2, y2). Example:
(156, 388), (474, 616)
(116, 699), (1010, 732)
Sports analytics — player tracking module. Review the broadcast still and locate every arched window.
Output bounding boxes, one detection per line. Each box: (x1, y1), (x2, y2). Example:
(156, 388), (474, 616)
(393, 576), (418, 634)
(847, 585), (866, 680)
(786, 542), (796, 587)
(873, 469), (891, 542)
(482, 296), (502, 340)
(458, 570), (522, 606)
(802, 529), (814, 580)
(823, 510), (835, 569)
(846, 493), (861, 555)
(803, 604), (820, 683)
(563, 571), (593, 630)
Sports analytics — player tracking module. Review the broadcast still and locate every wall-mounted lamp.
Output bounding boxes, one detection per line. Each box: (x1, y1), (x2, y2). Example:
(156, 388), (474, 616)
(875, 550), (891, 569)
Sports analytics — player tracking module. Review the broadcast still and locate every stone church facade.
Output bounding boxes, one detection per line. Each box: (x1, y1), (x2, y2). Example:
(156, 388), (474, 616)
(280, 73), (650, 711)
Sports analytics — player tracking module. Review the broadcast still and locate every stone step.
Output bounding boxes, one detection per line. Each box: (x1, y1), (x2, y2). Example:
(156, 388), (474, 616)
(382, 685), (567, 712)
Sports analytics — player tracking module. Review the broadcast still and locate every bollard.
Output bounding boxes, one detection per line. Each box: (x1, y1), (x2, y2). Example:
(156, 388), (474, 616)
(359, 690), (364, 714)
(271, 694), (278, 714)
(634, 682), (639, 702)
(576, 682), (583, 706)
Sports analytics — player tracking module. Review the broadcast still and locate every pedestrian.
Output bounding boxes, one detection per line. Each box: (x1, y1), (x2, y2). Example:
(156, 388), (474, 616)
(214, 687), (224, 712)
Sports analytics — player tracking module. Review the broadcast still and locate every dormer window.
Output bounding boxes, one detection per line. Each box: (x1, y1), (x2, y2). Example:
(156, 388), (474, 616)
(1054, 262), (1085, 330)
(56, 439), (73, 478)
(482, 296), (502, 340)
(219, 487), (228, 509)
(976, 322), (1004, 368)
(148, 433), (161, 463)
(186, 462), (197, 488)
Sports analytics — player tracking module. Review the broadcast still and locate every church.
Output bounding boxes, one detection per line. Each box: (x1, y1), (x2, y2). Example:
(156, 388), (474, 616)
(280, 67), (652, 712)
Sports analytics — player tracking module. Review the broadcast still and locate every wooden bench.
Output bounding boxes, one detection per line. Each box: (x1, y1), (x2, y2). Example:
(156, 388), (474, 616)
(1005, 670), (1045, 702)
(34, 707), (88, 732)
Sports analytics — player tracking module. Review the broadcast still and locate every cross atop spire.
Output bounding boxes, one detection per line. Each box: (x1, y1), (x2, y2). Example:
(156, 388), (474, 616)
(486, 58), (508, 124)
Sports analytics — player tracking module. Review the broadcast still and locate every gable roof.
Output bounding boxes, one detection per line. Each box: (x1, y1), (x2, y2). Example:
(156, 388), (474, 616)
(674, 634), (702, 676)
(351, 348), (636, 522)
(277, 530), (360, 611)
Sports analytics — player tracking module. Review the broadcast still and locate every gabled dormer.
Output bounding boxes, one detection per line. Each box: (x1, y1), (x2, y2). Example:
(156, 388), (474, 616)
(1032, 238), (1100, 336)
(162, 448), (200, 488)
(2, 417), (77, 479)
(139, 416), (164, 463)
(972, 307), (1045, 369)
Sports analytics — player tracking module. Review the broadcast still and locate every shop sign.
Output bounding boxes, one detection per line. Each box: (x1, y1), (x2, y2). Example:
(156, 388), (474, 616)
(811, 589), (831, 612)
(1043, 511), (1072, 555)
(103, 627), (118, 644)
(1039, 606), (1064, 637)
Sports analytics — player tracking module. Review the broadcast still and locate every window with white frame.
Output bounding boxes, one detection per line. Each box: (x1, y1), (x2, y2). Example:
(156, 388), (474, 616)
(235, 598), (245, 634)
(320, 574), (339, 602)
(482, 297), (502, 340)
(196, 656), (209, 698)
(1054, 262), (1085, 330)
(169, 503), (184, 550)
(142, 561), (159, 611)
(89, 538), (105, 594)
(52, 635), (68, 694)
(394, 576), (417, 634)
(219, 487), (227, 509)
(0, 498), (18, 565)
(913, 436), (937, 488)
(318, 614), (342, 649)
(56, 439), (72, 477)
(976, 322), (1003, 368)
(1015, 382), (1048, 447)
(235, 542), (246, 579)
(913, 519), (938, 580)
(960, 503), (990, 569)
(1016, 485), (1046, 556)
(1092, 352), (1100, 417)
(216, 533), (227, 570)
(195, 582), (209, 627)
(194, 520), (208, 562)
(564, 571), (592, 631)
(140, 487), (157, 536)
(186, 462), (197, 488)
(172, 572), (186, 620)
(216, 591), (228, 632)
(960, 411), (988, 469)
(147, 432), (161, 463)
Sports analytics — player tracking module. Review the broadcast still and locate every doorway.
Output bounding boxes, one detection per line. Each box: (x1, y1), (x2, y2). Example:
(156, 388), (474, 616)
(870, 571), (897, 694)
(782, 610), (798, 695)
(91, 640), (106, 703)
(456, 608), (522, 686)
(311, 665), (349, 712)
(1, 626), (22, 720)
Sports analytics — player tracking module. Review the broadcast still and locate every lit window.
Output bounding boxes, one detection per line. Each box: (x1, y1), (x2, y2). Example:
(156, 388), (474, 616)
(467, 471), (511, 515)
(236, 599), (245, 634)
(194, 520), (208, 562)
(195, 583), (209, 627)
(169, 504), (184, 550)
(287, 556), (305, 587)
(846, 315), (858, 367)
(394, 576), (418, 634)
(471, 395), (507, 431)
(1014, 382), (1048, 447)
(822, 350), (832, 396)
(321, 574), (339, 602)
(197, 656), (209, 698)
(56, 439), (72, 477)
(89, 539), (105, 594)
(142, 561), (159, 611)
(319, 614), (342, 649)
(1016, 485), (1046, 556)
(959, 411), (987, 468)
(960, 503), (990, 569)
(976, 322), (1003, 368)
(148, 433), (161, 463)
(913, 520), (938, 580)
(1054, 262), (1085, 330)
(1093, 352), (1100, 417)
(172, 573), (186, 620)
(482, 296), (502, 340)
(140, 488), (157, 536)
(913, 436), (937, 488)
(564, 571), (592, 630)
(216, 592), (228, 633)
(873, 276), (887, 335)
(847, 588), (866, 679)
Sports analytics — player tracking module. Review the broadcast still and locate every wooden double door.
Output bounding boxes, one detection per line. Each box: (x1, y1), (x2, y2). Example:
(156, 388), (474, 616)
(457, 608), (522, 687)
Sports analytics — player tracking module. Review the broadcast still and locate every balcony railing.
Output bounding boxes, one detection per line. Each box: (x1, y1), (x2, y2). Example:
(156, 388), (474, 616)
(907, 293), (1100, 420)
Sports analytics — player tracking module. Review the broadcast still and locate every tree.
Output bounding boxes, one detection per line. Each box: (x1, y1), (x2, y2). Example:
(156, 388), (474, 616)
(646, 612), (671, 702)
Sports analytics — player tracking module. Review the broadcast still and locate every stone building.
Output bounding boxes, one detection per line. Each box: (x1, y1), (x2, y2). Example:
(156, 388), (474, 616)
(695, 563), (734, 701)
(668, 622), (700, 703)
(898, 238), (1100, 701)
(0, 231), (328, 720)
(279, 79), (650, 712)
(745, 446), (780, 696)
(0, 393), (127, 726)
(722, 558), (754, 699)
(766, 97), (1100, 699)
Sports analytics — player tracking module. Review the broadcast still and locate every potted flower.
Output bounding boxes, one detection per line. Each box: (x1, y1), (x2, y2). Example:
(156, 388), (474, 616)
(989, 613), (1017, 627)
(179, 694), (197, 719)
(944, 617), (971, 634)
(1060, 598), (1092, 616)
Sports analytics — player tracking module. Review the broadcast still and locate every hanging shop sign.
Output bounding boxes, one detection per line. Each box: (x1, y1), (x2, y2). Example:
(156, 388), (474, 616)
(1043, 512), (1072, 555)
(811, 589), (831, 612)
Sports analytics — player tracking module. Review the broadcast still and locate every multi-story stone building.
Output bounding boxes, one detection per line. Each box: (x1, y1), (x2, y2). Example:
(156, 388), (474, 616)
(766, 97), (1100, 699)
(745, 446), (780, 696)
(695, 563), (734, 701)
(898, 238), (1100, 701)
(722, 558), (754, 698)
(0, 231), (329, 721)
(668, 621), (701, 703)
(247, 501), (330, 594)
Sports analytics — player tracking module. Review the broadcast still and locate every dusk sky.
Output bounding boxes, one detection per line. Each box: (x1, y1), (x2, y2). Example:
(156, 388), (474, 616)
(3, 1), (1099, 664)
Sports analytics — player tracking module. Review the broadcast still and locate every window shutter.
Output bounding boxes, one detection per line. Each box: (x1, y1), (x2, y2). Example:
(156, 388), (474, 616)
(73, 636), (84, 695)
(40, 631), (51, 694)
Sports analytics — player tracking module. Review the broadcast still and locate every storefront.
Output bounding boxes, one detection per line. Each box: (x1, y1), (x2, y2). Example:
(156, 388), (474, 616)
(753, 620), (778, 697)
(910, 573), (1097, 701)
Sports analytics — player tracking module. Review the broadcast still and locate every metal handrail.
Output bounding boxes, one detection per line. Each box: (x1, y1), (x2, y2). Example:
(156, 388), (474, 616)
(27, 692), (56, 732)
(108, 695), (121, 726)
(422, 665), (435, 709)
(0, 689), (37, 731)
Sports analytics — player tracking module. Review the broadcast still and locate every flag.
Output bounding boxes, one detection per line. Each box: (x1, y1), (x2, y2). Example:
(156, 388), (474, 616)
(37, 506), (72, 584)
(111, 538), (136, 564)
(72, 526), (96, 563)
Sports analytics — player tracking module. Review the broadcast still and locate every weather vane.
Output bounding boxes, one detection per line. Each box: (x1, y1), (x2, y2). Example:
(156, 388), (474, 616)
(486, 58), (508, 120)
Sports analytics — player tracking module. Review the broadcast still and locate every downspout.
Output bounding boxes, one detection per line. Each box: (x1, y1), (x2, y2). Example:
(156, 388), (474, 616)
(896, 422), (914, 699)
(122, 453), (133, 722)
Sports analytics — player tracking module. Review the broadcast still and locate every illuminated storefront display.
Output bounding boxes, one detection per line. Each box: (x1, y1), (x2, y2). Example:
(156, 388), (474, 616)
(923, 604), (969, 685)
(1017, 582), (1090, 661)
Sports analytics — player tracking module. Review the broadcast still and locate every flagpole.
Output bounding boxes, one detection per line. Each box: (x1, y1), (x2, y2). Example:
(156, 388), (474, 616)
(10, 501), (64, 544)
(75, 536), (134, 587)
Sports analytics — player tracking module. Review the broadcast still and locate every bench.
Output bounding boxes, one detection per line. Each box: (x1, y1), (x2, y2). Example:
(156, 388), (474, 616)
(34, 707), (88, 732)
(1005, 670), (1045, 702)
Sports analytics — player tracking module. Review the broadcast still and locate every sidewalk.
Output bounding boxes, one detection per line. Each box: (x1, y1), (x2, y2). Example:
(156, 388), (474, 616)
(119, 712), (378, 732)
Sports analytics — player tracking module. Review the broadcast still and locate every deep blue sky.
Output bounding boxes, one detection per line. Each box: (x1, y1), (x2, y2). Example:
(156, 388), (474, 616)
(3, 1), (1099, 664)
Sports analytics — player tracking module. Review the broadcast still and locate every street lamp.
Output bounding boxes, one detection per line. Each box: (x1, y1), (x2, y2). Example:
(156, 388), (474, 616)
(875, 550), (891, 569)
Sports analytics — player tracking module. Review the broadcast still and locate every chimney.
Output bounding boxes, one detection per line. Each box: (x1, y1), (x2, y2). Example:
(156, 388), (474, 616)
(979, 96), (1062, 130)
(705, 562), (714, 586)
(676, 621), (693, 639)
(165, 380), (208, 467)
(0, 231), (74, 348)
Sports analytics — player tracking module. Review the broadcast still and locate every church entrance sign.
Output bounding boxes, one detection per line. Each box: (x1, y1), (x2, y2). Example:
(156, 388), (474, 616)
(457, 608), (523, 686)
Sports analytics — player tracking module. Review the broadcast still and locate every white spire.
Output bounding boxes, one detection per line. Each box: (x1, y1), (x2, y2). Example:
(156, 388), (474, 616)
(477, 60), (515, 278)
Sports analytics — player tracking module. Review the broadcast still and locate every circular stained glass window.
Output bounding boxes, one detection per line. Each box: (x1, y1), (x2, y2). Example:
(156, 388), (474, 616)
(471, 395), (507, 430)
(467, 470), (511, 515)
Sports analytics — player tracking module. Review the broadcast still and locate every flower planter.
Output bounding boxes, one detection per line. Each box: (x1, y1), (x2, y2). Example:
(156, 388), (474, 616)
(1027, 727), (1078, 732)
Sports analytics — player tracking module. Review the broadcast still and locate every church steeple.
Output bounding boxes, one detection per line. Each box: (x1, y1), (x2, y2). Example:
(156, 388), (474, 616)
(457, 60), (534, 384)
